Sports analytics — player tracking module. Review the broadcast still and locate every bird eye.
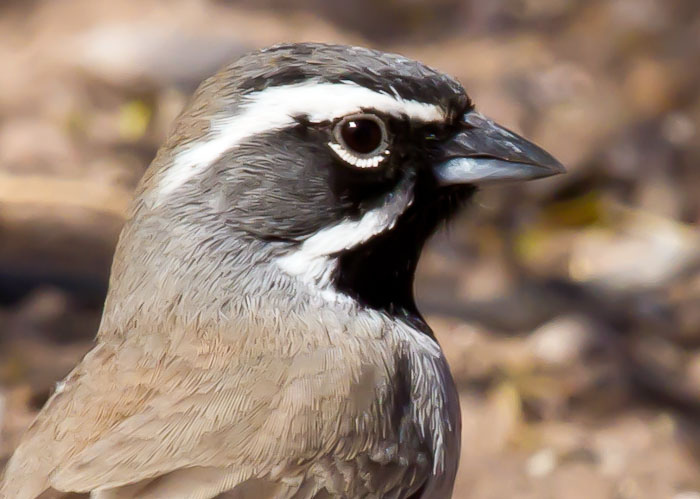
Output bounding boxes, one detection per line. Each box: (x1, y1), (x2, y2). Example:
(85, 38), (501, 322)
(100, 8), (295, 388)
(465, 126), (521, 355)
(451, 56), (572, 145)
(330, 113), (390, 168)
(340, 117), (383, 154)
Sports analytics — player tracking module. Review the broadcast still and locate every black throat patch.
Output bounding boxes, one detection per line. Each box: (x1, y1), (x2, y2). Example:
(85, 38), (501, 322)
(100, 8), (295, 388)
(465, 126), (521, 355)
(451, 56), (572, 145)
(333, 183), (475, 327)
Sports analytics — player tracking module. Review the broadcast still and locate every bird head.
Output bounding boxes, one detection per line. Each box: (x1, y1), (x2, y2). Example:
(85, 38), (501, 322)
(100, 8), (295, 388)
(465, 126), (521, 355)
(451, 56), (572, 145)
(103, 43), (563, 334)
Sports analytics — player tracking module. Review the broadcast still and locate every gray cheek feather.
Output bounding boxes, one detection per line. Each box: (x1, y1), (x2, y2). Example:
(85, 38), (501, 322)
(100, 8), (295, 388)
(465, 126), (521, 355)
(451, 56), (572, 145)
(203, 133), (344, 240)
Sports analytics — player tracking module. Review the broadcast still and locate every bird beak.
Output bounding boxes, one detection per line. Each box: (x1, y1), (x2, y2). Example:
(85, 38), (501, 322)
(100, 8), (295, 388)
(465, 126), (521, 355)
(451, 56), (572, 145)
(433, 111), (565, 185)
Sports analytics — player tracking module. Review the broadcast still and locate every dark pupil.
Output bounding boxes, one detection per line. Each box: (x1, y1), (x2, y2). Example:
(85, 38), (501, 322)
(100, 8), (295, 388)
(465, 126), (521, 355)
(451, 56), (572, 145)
(341, 119), (382, 154)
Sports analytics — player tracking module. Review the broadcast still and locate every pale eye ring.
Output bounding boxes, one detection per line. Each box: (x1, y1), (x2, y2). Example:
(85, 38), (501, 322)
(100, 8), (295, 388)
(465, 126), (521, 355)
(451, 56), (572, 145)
(330, 113), (390, 168)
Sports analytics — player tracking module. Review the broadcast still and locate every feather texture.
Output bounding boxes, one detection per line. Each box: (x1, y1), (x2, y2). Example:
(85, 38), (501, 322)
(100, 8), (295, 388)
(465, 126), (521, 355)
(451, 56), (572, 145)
(1, 310), (458, 498)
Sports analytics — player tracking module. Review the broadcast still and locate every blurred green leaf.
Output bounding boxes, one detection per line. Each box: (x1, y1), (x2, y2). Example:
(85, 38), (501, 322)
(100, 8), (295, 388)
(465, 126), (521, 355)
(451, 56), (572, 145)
(118, 99), (152, 141)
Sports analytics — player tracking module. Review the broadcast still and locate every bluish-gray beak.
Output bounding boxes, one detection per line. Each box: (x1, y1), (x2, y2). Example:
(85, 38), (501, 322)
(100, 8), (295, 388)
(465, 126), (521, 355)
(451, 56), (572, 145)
(434, 111), (565, 185)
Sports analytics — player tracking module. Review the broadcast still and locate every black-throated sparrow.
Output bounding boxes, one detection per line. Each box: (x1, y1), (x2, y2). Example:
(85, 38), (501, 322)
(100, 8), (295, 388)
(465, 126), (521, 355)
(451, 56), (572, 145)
(0, 43), (563, 499)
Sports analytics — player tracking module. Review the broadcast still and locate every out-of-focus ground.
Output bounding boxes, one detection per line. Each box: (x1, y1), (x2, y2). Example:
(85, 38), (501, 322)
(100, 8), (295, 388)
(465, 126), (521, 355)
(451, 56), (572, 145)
(0, 0), (699, 497)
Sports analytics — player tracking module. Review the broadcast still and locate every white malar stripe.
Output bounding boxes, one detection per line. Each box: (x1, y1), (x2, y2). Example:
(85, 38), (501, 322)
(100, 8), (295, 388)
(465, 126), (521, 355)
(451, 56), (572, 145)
(276, 179), (414, 294)
(157, 81), (445, 199)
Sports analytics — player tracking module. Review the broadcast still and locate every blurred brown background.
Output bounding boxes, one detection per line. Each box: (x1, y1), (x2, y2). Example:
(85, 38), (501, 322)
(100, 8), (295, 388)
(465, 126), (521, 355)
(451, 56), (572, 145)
(1, 0), (699, 497)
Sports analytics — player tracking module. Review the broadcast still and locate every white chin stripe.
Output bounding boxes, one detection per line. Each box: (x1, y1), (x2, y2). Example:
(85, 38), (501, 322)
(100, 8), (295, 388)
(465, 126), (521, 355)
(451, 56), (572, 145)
(157, 81), (444, 200)
(276, 178), (414, 291)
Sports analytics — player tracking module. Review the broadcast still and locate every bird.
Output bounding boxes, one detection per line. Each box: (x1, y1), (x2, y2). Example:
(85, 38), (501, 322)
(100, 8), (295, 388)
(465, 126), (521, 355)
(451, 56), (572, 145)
(0, 43), (563, 499)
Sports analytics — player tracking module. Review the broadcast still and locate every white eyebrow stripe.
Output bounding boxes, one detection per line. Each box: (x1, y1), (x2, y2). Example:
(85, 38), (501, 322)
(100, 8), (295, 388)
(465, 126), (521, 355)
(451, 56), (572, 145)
(156, 81), (444, 200)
